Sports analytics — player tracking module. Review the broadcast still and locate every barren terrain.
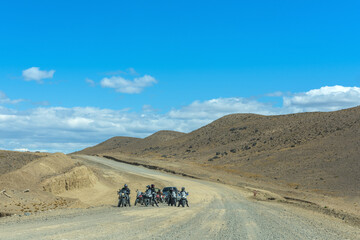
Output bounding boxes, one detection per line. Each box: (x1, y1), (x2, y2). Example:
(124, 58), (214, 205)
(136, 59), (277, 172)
(76, 106), (360, 220)
(1, 106), (360, 239)
(1, 155), (359, 240)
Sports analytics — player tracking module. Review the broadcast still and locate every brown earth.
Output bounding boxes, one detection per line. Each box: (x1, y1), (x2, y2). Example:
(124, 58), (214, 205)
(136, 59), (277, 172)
(74, 130), (185, 156)
(3, 155), (359, 240)
(0, 151), (166, 217)
(0, 150), (47, 175)
(76, 106), (360, 218)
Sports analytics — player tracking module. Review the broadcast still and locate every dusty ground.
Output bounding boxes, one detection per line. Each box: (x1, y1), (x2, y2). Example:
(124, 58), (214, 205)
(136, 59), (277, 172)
(0, 152), (165, 215)
(1, 155), (359, 240)
(100, 152), (360, 224)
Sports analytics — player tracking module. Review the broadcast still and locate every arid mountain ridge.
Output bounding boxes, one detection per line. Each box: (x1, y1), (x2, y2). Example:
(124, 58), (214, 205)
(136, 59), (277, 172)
(77, 106), (360, 199)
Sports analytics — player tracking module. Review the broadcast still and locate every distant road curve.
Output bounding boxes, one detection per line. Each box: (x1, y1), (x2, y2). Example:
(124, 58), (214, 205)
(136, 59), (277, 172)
(0, 155), (359, 240)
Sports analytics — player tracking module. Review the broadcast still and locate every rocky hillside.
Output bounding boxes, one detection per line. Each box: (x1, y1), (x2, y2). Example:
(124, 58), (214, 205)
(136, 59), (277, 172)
(77, 106), (360, 197)
(75, 136), (140, 155)
(76, 130), (185, 155)
(0, 153), (94, 215)
(0, 150), (46, 175)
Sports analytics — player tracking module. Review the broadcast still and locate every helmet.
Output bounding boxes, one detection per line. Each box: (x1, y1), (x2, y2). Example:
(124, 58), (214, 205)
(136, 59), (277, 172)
(151, 184), (155, 188)
(181, 187), (185, 191)
(124, 184), (128, 187)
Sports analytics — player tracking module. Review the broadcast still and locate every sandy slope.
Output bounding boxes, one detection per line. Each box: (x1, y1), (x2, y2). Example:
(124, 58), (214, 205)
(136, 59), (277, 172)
(1, 155), (359, 240)
(0, 150), (46, 175)
(75, 106), (360, 221)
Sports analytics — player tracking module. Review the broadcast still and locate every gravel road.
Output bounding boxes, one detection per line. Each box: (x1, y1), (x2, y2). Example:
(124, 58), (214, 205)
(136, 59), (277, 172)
(1, 155), (359, 240)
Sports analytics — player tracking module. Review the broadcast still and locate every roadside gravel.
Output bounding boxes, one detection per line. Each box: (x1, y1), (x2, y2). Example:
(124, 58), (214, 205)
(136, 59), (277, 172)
(1, 155), (359, 240)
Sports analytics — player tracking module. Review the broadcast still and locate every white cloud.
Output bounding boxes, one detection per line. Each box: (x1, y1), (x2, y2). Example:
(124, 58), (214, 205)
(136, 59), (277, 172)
(100, 75), (157, 94)
(0, 91), (23, 104)
(168, 98), (279, 120)
(0, 85), (359, 153)
(0, 106), (183, 153)
(0, 98), (278, 153)
(22, 67), (55, 83)
(13, 148), (47, 152)
(283, 85), (360, 112)
(13, 148), (29, 152)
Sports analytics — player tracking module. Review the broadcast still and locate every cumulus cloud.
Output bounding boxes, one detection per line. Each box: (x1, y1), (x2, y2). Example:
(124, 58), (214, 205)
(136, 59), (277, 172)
(1, 85), (359, 153)
(0, 98), (279, 153)
(100, 75), (157, 94)
(169, 98), (279, 120)
(13, 148), (30, 152)
(0, 106), (189, 153)
(22, 67), (55, 83)
(283, 85), (360, 112)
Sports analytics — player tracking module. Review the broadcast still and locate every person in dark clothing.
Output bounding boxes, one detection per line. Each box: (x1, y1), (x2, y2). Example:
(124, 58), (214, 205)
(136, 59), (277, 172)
(168, 187), (177, 206)
(177, 187), (189, 207)
(119, 184), (131, 206)
(150, 184), (159, 207)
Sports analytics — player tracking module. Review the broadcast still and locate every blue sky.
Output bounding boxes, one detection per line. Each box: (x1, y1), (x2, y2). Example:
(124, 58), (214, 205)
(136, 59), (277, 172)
(1, 1), (360, 152)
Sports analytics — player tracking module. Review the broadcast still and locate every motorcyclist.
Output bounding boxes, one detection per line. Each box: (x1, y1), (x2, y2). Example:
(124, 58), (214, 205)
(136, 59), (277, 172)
(145, 185), (151, 198)
(150, 184), (159, 207)
(119, 184), (131, 206)
(177, 187), (189, 207)
(144, 185), (158, 207)
(168, 187), (177, 206)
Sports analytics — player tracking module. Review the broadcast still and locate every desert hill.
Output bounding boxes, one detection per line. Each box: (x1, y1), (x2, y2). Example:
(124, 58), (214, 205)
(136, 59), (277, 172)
(0, 150), (46, 175)
(124, 130), (186, 152)
(0, 152), (101, 215)
(75, 136), (140, 155)
(78, 106), (360, 203)
(77, 130), (185, 155)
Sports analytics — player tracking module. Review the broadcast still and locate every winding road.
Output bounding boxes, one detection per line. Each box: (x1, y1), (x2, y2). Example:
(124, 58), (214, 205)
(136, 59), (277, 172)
(1, 155), (359, 240)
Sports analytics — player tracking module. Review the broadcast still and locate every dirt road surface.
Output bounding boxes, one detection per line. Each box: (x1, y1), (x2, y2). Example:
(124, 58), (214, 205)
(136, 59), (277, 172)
(1, 155), (359, 240)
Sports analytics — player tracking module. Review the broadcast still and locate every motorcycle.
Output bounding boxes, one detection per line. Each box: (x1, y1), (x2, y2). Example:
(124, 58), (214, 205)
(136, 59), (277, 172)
(144, 191), (153, 207)
(134, 191), (144, 206)
(156, 193), (165, 203)
(118, 191), (129, 207)
(178, 192), (189, 207)
(160, 194), (166, 203)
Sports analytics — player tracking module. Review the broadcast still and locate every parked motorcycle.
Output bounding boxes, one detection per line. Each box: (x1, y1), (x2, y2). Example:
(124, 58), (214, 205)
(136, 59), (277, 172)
(144, 190), (154, 207)
(178, 192), (189, 207)
(134, 190), (144, 206)
(118, 191), (129, 207)
(155, 193), (165, 203)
